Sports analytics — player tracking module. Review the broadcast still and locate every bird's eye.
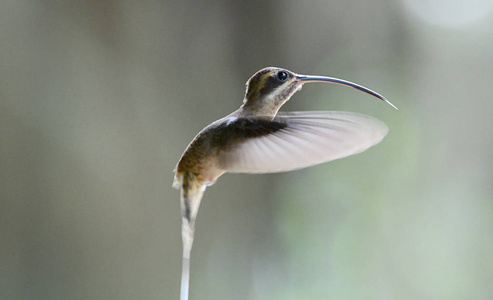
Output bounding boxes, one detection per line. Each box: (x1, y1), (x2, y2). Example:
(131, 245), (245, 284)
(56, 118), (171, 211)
(277, 71), (289, 82)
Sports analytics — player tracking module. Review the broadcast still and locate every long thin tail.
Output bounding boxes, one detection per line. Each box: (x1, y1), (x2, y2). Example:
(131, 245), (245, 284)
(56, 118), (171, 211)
(180, 247), (190, 300)
(179, 172), (205, 300)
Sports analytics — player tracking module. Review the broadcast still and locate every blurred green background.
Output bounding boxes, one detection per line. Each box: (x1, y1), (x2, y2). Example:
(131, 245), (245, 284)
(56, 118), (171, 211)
(2, 1), (493, 299)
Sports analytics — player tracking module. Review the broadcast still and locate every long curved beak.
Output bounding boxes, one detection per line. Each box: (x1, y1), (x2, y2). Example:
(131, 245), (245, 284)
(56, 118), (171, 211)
(296, 74), (397, 110)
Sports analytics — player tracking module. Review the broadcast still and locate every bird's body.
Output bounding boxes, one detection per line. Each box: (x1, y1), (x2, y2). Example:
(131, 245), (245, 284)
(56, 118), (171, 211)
(173, 67), (396, 300)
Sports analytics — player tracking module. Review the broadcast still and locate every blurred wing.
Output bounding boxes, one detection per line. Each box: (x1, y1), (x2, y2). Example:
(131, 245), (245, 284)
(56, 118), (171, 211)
(217, 111), (388, 173)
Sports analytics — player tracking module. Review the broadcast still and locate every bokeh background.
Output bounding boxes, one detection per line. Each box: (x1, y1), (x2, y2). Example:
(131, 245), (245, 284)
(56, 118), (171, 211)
(2, 1), (493, 299)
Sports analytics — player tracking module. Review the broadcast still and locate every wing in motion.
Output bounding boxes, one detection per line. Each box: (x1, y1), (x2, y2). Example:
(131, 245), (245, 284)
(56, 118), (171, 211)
(217, 111), (388, 173)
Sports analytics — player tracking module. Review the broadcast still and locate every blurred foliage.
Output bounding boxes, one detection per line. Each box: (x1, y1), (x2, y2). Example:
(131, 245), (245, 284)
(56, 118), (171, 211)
(1, 1), (493, 299)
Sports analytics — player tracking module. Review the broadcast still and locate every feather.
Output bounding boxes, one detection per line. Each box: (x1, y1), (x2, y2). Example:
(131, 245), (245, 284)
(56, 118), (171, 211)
(217, 111), (388, 173)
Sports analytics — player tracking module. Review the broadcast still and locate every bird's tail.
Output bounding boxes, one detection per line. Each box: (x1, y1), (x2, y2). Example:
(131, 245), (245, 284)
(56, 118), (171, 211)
(179, 172), (205, 300)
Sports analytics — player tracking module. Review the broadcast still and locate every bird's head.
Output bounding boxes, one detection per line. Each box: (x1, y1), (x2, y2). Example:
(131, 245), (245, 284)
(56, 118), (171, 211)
(241, 67), (396, 117)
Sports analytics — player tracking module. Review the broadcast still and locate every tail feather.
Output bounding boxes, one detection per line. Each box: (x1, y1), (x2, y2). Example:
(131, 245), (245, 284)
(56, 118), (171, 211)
(180, 172), (205, 255)
(178, 172), (205, 300)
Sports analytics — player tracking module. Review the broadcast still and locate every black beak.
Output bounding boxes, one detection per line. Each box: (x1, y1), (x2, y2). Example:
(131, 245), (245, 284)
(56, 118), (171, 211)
(296, 74), (397, 110)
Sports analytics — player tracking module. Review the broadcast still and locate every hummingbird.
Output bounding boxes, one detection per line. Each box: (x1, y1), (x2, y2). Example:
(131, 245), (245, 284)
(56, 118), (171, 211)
(173, 67), (396, 300)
